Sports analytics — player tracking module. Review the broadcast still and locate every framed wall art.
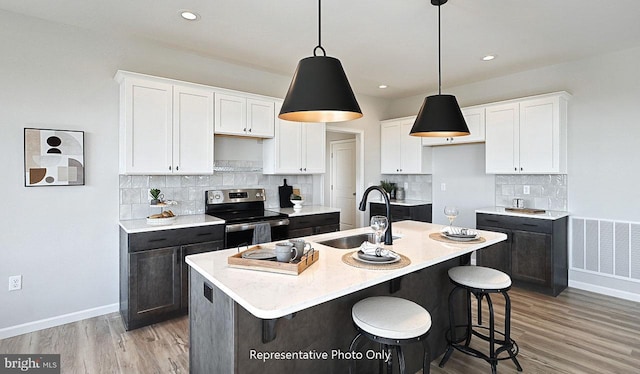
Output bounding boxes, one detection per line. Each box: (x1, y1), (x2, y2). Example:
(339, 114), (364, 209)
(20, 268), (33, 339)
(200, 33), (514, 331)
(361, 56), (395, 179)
(24, 128), (85, 187)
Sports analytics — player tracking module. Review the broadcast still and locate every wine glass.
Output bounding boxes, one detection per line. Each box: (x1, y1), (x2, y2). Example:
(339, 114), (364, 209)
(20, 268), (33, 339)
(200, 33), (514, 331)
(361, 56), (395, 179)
(370, 215), (389, 246)
(444, 206), (459, 231)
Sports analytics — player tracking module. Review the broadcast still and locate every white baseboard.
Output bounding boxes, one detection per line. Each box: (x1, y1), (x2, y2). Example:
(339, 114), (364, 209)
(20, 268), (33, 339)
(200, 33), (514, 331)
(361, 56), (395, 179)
(0, 303), (119, 340)
(568, 280), (640, 303)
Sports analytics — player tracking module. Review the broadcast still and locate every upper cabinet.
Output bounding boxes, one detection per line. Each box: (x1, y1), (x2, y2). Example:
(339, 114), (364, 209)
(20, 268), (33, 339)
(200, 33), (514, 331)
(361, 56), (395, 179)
(116, 72), (214, 175)
(380, 117), (432, 174)
(214, 93), (275, 138)
(263, 102), (326, 174)
(421, 106), (486, 146)
(485, 92), (570, 174)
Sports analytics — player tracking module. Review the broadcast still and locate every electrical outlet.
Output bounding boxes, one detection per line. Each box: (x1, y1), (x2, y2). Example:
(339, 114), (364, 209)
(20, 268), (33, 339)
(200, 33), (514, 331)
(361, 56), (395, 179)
(8, 275), (22, 291)
(523, 185), (530, 195)
(441, 183), (446, 191)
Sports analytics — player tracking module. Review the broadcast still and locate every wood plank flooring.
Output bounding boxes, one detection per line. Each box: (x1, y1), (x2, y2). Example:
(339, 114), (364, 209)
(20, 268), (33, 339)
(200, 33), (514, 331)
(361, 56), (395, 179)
(1, 287), (639, 373)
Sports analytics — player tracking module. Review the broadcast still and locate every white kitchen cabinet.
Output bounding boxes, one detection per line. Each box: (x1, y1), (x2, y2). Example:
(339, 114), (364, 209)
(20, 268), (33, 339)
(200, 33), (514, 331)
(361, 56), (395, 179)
(421, 106), (486, 146)
(485, 92), (569, 174)
(214, 93), (275, 138)
(263, 102), (326, 174)
(380, 117), (432, 174)
(116, 72), (214, 175)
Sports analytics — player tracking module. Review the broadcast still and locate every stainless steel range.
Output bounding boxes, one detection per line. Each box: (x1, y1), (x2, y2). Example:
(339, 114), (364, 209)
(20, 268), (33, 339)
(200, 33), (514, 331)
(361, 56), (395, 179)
(205, 188), (289, 248)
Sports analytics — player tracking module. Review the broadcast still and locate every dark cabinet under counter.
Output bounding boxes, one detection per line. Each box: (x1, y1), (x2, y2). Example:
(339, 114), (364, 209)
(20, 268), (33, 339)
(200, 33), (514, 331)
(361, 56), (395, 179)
(287, 212), (340, 238)
(119, 224), (224, 330)
(476, 213), (568, 296)
(370, 202), (432, 223)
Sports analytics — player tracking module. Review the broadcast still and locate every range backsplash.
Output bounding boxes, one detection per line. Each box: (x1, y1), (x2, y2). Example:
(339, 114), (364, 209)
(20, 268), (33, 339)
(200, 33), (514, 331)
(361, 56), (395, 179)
(378, 174), (433, 201)
(495, 174), (567, 211)
(119, 161), (314, 220)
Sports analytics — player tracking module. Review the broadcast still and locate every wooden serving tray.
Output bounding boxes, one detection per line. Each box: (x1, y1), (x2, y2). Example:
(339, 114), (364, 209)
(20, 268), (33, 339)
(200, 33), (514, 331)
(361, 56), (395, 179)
(505, 207), (546, 214)
(228, 246), (319, 275)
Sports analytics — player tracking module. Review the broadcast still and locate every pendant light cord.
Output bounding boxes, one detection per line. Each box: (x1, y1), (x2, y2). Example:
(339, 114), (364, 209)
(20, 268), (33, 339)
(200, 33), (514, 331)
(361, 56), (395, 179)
(314, 0), (326, 56)
(438, 2), (442, 95)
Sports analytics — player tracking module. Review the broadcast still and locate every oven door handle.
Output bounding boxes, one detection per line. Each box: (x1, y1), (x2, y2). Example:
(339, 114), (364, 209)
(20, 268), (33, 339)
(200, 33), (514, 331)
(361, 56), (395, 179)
(225, 219), (290, 233)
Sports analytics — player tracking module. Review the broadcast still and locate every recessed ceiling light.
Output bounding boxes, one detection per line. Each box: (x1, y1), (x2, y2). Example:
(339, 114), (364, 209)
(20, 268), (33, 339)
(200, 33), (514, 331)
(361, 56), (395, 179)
(378, 85), (388, 89)
(180, 10), (199, 21)
(482, 55), (496, 61)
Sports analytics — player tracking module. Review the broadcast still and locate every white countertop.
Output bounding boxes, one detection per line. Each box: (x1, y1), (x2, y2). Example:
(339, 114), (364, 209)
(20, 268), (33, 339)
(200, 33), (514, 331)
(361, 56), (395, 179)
(186, 220), (506, 319)
(267, 205), (340, 217)
(119, 214), (225, 233)
(370, 199), (432, 206)
(476, 206), (569, 220)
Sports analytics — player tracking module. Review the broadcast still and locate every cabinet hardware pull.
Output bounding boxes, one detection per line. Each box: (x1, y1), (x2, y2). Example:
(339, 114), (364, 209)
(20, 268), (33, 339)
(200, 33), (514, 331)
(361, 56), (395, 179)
(148, 238), (167, 242)
(169, 166), (172, 170)
(522, 223), (538, 227)
(514, 167), (517, 171)
(176, 166), (179, 171)
(243, 128), (247, 132)
(520, 167), (523, 171)
(248, 128), (252, 132)
(304, 168), (307, 171)
(486, 219), (500, 223)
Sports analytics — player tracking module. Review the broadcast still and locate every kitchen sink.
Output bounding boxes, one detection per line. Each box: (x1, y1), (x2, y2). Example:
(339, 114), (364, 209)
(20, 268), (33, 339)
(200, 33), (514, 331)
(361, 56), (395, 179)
(317, 233), (401, 249)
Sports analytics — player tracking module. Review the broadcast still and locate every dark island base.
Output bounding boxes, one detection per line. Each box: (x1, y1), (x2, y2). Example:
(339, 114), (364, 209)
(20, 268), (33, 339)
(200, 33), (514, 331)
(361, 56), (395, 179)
(189, 255), (469, 374)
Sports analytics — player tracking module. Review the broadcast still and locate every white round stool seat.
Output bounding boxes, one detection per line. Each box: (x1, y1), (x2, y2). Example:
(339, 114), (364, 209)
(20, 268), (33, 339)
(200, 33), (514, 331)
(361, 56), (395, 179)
(352, 296), (432, 340)
(448, 266), (511, 290)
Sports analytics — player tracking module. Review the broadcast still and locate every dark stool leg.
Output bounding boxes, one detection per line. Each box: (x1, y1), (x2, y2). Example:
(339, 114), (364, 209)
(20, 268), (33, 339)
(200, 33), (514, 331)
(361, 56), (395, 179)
(348, 333), (363, 374)
(422, 339), (431, 374)
(486, 294), (497, 373)
(502, 290), (523, 371)
(439, 285), (464, 368)
(396, 346), (405, 374)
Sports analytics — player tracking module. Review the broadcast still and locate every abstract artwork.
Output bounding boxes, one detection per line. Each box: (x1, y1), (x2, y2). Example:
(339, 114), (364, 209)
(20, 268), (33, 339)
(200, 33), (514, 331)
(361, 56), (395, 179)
(24, 128), (85, 187)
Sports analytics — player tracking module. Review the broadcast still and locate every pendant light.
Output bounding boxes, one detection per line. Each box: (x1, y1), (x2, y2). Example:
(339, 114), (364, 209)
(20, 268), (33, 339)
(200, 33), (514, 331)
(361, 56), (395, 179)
(410, 0), (469, 137)
(279, 0), (362, 123)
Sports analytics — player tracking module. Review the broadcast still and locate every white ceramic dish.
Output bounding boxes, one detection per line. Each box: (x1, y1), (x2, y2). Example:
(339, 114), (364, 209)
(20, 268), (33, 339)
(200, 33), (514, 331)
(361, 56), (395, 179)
(352, 251), (400, 265)
(241, 249), (276, 260)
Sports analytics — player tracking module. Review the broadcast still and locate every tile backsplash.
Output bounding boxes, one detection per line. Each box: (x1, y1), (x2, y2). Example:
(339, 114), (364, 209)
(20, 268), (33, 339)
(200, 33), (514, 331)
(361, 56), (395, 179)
(495, 174), (567, 211)
(119, 161), (314, 220)
(379, 174), (433, 201)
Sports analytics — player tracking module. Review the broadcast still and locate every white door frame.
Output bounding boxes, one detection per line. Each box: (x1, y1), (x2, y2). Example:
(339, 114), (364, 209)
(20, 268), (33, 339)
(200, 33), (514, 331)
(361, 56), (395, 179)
(325, 125), (365, 228)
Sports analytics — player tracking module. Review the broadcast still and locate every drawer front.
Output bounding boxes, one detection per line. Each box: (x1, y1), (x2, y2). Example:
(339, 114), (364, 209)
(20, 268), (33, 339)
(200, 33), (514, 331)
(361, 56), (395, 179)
(288, 213), (340, 230)
(129, 225), (225, 252)
(477, 213), (552, 234)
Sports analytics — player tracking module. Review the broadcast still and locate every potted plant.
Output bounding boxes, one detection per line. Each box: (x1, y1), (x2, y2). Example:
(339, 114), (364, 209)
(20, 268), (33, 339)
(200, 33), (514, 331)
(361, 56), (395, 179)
(149, 188), (162, 205)
(380, 180), (396, 199)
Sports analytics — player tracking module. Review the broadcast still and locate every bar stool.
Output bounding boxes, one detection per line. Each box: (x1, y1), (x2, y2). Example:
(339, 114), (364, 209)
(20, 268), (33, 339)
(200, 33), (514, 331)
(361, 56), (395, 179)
(349, 296), (431, 374)
(439, 266), (522, 374)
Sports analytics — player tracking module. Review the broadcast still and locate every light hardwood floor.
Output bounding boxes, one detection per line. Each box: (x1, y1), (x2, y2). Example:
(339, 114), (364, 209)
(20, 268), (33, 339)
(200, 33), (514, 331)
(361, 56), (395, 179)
(1, 287), (639, 373)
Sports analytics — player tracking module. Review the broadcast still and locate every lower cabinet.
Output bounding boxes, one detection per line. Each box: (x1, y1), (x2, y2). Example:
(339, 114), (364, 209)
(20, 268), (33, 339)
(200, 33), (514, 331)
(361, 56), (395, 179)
(120, 225), (224, 330)
(476, 213), (567, 296)
(287, 212), (340, 239)
(369, 202), (432, 223)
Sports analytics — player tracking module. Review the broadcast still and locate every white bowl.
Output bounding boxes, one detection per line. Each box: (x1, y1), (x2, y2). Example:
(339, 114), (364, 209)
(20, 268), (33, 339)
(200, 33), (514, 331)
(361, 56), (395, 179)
(291, 199), (304, 209)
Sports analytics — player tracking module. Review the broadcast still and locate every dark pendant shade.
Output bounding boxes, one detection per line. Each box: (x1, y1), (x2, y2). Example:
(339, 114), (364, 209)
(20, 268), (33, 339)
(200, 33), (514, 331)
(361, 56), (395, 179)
(410, 94), (470, 137)
(279, 56), (363, 123)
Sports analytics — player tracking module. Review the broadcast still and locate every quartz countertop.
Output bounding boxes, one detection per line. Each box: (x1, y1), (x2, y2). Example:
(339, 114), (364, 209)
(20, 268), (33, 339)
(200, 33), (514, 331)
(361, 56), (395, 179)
(119, 214), (225, 234)
(476, 206), (569, 220)
(186, 220), (506, 319)
(370, 199), (432, 206)
(267, 205), (340, 217)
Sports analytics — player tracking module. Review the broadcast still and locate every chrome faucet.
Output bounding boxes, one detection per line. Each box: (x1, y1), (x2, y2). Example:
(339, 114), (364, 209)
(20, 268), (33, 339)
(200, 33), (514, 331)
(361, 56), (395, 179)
(358, 186), (393, 245)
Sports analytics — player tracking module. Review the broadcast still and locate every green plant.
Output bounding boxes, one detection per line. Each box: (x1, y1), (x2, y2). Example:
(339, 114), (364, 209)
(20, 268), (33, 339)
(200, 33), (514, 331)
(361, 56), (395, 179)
(290, 193), (302, 200)
(149, 188), (162, 200)
(380, 180), (395, 193)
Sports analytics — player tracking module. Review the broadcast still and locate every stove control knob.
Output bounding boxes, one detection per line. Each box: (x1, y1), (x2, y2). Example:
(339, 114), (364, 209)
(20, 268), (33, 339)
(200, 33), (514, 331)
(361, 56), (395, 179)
(214, 194), (221, 200)
(256, 192), (263, 198)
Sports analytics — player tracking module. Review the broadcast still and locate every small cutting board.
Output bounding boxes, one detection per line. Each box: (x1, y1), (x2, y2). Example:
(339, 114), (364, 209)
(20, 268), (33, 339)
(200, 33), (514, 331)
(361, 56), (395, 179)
(278, 179), (294, 208)
(505, 207), (546, 214)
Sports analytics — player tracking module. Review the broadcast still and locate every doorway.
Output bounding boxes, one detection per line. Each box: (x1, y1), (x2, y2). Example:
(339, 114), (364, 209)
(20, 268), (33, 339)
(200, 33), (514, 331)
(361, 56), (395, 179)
(330, 139), (356, 230)
(325, 126), (365, 228)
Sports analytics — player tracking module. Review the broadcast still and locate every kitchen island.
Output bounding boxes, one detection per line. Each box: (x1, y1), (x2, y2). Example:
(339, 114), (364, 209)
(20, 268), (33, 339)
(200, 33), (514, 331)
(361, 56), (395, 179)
(186, 220), (507, 373)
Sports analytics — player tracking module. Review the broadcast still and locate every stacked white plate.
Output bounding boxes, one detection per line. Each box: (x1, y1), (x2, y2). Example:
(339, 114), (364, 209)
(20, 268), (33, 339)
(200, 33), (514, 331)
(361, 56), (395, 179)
(440, 227), (479, 242)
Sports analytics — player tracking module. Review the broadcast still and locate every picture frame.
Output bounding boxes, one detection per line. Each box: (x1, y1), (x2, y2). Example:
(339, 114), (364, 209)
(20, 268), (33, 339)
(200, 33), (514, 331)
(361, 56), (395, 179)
(24, 128), (85, 187)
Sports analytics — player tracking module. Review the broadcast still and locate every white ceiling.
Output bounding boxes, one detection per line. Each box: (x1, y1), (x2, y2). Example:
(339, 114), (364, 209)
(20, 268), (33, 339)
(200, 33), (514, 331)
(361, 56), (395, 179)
(2, 0), (640, 99)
